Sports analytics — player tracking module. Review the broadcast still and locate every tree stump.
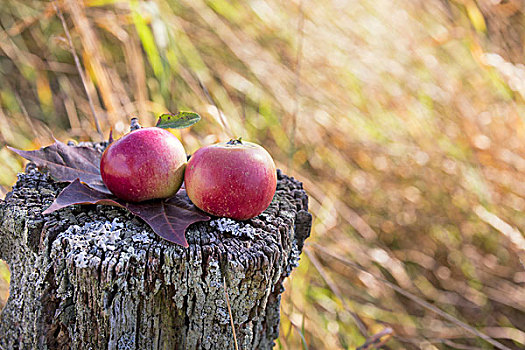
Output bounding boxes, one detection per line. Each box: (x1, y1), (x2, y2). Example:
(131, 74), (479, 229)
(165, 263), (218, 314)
(0, 163), (311, 349)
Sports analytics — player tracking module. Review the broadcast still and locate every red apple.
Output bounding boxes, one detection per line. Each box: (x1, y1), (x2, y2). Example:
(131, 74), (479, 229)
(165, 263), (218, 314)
(100, 127), (187, 202)
(184, 139), (277, 220)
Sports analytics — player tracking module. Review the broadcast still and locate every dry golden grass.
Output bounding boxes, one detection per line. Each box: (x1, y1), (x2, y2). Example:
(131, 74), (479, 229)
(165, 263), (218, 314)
(0, 0), (524, 348)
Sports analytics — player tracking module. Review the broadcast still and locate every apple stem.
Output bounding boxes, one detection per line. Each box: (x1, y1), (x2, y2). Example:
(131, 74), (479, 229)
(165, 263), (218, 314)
(130, 118), (142, 131)
(227, 137), (243, 146)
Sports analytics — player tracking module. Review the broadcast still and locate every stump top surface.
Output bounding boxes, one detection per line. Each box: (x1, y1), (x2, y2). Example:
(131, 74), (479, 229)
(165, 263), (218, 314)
(2, 165), (311, 272)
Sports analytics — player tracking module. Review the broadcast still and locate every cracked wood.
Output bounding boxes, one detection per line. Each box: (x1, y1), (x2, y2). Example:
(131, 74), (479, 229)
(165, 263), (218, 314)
(0, 150), (312, 350)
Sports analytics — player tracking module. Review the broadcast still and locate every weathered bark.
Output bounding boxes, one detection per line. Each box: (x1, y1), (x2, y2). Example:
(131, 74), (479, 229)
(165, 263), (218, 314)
(0, 163), (311, 349)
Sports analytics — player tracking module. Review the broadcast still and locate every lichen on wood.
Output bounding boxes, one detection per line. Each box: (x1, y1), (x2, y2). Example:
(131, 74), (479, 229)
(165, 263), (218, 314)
(0, 159), (312, 350)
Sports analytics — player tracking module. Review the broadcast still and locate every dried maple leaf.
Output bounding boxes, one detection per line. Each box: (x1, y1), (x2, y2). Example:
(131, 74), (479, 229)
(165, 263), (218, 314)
(9, 139), (210, 247)
(43, 179), (210, 247)
(8, 140), (110, 194)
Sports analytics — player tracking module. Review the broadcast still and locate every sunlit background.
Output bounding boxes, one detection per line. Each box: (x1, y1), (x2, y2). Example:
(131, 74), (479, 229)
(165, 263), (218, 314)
(1, 0), (525, 348)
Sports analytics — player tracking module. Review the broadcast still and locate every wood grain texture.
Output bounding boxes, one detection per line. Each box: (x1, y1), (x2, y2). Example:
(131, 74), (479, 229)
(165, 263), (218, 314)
(0, 155), (311, 350)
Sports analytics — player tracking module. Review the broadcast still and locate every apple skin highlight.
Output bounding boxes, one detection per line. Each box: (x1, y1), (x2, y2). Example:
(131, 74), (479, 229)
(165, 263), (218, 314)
(184, 140), (277, 220)
(100, 127), (187, 202)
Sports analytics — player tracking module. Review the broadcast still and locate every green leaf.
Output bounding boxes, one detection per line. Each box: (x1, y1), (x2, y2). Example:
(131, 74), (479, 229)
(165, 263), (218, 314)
(156, 112), (201, 129)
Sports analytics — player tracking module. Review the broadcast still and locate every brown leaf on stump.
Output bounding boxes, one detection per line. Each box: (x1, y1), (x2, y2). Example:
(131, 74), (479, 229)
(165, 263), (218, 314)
(43, 179), (209, 247)
(8, 140), (110, 194)
(9, 140), (209, 247)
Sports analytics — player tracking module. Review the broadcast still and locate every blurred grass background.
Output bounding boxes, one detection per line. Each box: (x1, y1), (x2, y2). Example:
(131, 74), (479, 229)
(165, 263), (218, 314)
(0, 0), (525, 348)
